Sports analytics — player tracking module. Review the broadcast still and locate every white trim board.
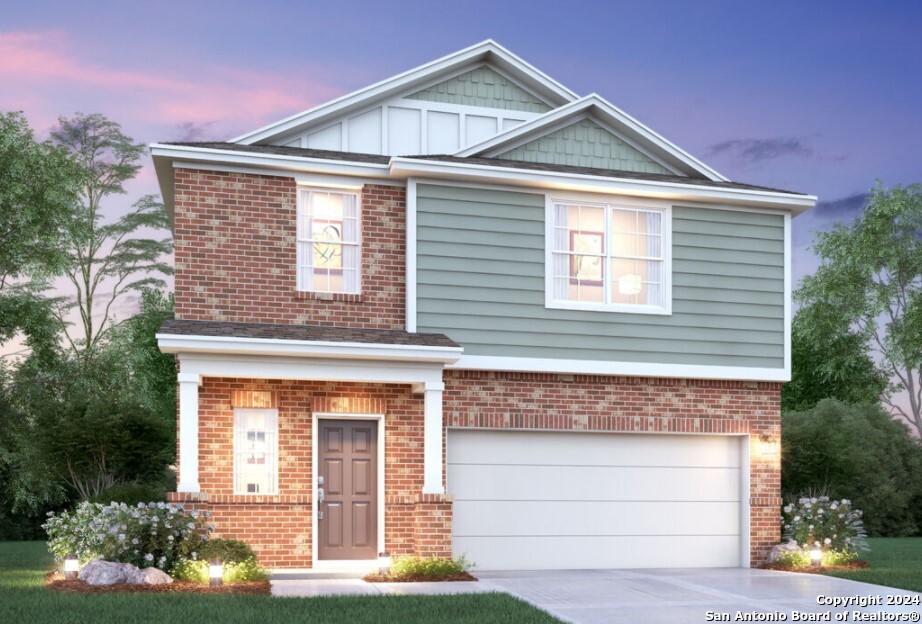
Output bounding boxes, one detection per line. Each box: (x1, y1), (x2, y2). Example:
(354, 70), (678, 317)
(447, 354), (790, 382)
(232, 40), (577, 145)
(311, 412), (386, 569)
(157, 333), (462, 364)
(456, 94), (728, 182)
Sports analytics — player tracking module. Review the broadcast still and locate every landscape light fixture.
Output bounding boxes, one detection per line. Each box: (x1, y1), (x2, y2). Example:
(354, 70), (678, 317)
(810, 548), (822, 567)
(64, 553), (79, 581)
(209, 558), (223, 586)
(378, 552), (391, 576)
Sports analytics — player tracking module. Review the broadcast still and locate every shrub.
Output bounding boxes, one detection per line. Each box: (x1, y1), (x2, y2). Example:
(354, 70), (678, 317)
(197, 538), (256, 564)
(782, 496), (868, 557)
(43, 501), (210, 571)
(89, 483), (166, 506)
(782, 400), (922, 536)
(171, 556), (267, 583)
(390, 555), (472, 578)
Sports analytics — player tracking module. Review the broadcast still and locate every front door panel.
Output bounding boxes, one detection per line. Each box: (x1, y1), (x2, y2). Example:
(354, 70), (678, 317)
(318, 419), (378, 560)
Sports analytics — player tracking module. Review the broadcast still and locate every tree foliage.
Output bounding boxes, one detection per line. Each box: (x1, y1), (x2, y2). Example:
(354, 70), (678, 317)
(0, 111), (79, 355)
(782, 306), (889, 411)
(782, 400), (922, 536)
(796, 183), (922, 437)
(51, 113), (172, 354)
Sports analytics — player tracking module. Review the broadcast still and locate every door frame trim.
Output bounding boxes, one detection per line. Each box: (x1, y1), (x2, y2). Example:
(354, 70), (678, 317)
(311, 412), (386, 569)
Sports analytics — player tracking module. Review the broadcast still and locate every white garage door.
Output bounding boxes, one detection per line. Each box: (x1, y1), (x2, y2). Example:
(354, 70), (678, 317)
(448, 430), (745, 570)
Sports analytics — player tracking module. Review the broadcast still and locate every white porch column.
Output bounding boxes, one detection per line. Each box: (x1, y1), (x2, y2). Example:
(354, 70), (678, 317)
(177, 372), (201, 493)
(422, 381), (445, 495)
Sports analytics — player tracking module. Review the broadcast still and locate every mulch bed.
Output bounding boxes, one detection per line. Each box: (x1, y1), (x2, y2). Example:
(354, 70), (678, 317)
(363, 571), (478, 583)
(761, 560), (870, 574)
(45, 570), (270, 595)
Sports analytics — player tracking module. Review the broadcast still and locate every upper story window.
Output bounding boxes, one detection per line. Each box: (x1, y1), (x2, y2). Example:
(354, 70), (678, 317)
(297, 188), (360, 294)
(546, 197), (671, 315)
(234, 408), (279, 495)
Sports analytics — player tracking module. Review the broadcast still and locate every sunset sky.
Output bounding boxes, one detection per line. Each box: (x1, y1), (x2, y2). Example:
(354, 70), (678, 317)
(3, 0), (921, 306)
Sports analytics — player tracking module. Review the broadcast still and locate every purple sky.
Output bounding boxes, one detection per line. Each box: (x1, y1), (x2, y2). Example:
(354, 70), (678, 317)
(3, 0), (921, 300)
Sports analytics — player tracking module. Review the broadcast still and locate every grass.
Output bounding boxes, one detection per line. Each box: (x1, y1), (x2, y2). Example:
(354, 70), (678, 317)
(0, 541), (562, 624)
(821, 537), (922, 593)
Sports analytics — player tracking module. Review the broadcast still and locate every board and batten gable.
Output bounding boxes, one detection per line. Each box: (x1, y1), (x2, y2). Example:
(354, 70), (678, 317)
(414, 183), (787, 376)
(270, 65), (550, 156)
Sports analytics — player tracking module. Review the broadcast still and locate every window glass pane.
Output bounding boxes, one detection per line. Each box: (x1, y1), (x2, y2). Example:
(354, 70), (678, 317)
(234, 408), (278, 495)
(298, 190), (360, 294)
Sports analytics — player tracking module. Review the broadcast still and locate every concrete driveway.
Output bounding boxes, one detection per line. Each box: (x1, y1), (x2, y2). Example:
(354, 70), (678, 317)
(477, 568), (922, 624)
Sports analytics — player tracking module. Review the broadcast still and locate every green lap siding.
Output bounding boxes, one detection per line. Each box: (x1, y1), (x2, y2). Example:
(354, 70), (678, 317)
(415, 184), (786, 369)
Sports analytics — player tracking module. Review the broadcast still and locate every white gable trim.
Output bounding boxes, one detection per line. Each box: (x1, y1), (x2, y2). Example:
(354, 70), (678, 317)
(232, 40), (578, 145)
(456, 94), (728, 182)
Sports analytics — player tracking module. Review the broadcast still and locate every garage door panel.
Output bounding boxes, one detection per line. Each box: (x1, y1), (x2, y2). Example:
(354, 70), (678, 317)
(448, 430), (741, 468)
(447, 430), (745, 570)
(449, 464), (740, 502)
(453, 500), (741, 537)
(454, 535), (741, 570)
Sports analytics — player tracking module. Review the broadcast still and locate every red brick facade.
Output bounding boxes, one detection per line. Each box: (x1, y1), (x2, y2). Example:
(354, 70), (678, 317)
(173, 169), (406, 329)
(168, 167), (782, 569)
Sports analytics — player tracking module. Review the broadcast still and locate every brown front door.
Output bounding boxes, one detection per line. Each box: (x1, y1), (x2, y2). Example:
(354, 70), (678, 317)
(318, 419), (378, 560)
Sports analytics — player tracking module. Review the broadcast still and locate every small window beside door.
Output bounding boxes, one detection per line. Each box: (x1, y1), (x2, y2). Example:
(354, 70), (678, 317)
(233, 408), (279, 495)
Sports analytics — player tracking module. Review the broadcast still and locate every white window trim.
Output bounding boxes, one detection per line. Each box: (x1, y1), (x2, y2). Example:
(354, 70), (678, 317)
(296, 186), (362, 295)
(544, 193), (672, 316)
(233, 407), (280, 496)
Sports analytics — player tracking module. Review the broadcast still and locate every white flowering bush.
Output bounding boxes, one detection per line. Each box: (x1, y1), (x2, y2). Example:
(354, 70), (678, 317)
(782, 496), (868, 562)
(44, 501), (211, 571)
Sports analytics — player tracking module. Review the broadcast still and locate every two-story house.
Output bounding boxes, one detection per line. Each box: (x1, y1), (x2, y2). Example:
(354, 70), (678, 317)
(152, 40), (815, 571)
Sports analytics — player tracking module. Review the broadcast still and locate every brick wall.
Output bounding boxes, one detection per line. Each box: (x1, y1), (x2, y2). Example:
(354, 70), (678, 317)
(172, 169), (406, 329)
(170, 372), (780, 568)
(442, 370), (782, 566)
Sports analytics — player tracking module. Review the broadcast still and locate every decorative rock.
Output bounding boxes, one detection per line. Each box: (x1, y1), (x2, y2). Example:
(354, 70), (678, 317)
(128, 566), (173, 585)
(768, 540), (803, 562)
(79, 560), (133, 585)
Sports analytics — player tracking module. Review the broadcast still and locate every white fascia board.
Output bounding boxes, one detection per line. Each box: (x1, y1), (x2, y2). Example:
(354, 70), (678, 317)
(231, 40), (578, 145)
(391, 157), (817, 213)
(150, 143), (390, 178)
(457, 94), (728, 182)
(449, 355), (791, 383)
(156, 333), (462, 364)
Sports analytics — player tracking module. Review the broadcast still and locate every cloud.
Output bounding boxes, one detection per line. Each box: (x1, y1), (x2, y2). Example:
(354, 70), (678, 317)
(173, 121), (220, 142)
(811, 192), (868, 219)
(0, 30), (343, 139)
(706, 137), (815, 164)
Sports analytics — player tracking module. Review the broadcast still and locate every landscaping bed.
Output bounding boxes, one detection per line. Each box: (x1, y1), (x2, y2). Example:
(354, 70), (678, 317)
(761, 560), (870, 574)
(363, 571), (477, 583)
(45, 570), (270, 594)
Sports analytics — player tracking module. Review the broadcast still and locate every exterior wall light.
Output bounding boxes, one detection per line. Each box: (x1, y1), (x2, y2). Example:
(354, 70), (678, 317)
(759, 435), (780, 458)
(209, 558), (223, 586)
(64, 553), (79, 581)
(810, 548), (822, 567)
(378, 552), (391, 576)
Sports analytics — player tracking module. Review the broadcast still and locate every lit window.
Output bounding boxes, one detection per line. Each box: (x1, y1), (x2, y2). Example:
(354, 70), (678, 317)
(548, 199), (670, 314)
(234, 408), (278, 495)
(297, 188), (360, 294)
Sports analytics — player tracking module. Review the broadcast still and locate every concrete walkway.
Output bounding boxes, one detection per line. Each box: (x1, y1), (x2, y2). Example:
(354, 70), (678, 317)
(478, 568), (922, 624)
(270, 568), (922, 624)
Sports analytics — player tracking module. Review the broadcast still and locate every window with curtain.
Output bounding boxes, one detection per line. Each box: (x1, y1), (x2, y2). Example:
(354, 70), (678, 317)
(297, 188), (360, 294)
(549, 199), (669, 313)
(234, 408), (279, 495)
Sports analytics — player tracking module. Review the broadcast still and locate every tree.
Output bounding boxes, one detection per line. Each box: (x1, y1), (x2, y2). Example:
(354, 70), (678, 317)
(782, 306), (889, 411)
(796, 183), (922, 437)
(0, 111), (79, 355)
(782, 400), (922, 536)
(51, 113), (172, 354)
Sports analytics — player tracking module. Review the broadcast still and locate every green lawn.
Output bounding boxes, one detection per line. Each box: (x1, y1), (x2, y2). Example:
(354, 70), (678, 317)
(822, 537), (922, 593)
(0, 541), (562, 624)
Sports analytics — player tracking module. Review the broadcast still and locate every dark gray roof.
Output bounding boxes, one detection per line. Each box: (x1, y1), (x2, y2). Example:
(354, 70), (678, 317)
(164, 141), (392, 165)
(161, 141), (806, 196)
(406, 154), (808, 196)
(159, 318), (460, 348)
